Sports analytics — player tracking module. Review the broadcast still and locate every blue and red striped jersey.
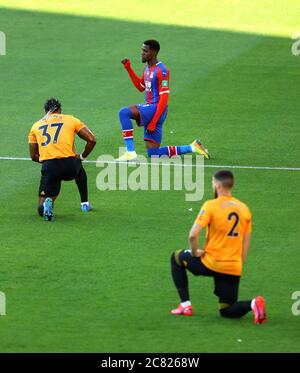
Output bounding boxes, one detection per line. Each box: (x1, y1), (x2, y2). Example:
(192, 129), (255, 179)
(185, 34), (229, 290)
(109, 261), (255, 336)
(141, 62), (170, 104)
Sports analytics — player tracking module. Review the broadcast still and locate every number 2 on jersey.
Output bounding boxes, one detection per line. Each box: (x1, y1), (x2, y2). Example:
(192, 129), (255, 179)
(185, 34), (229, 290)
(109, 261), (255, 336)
(227, 212), (239, 237)
(38, 123), (63, 146)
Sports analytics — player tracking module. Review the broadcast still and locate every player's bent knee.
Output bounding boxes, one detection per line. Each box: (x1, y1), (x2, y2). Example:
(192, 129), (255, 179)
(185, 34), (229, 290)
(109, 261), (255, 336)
(219, 304), (234, 318)
(147, 148), (157, 157)
(171, 250), (184, 267)
(220, 308), (230, 318)
(37, 204), (44, 217)
(170, 252), (176, 264)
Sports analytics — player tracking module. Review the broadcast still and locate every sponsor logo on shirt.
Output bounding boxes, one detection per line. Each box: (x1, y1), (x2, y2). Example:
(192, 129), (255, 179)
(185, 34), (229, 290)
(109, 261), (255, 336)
(145, 80), (152, 91)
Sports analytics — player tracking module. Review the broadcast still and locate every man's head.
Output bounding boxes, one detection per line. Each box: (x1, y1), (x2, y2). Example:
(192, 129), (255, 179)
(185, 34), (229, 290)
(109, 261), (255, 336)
(44, 98), (62, 114)
(141, 39), (160, 63)
(212, 170), (234, 198)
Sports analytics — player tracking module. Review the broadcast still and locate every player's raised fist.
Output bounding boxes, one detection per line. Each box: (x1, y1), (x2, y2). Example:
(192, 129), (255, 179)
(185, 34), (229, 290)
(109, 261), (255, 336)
(121, 58), (131, 69)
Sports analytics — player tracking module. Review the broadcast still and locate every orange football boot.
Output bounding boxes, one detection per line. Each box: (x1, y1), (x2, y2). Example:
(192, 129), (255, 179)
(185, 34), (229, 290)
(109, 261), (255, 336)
(253, 296), (266, 324)
(171, 304), (193, 316)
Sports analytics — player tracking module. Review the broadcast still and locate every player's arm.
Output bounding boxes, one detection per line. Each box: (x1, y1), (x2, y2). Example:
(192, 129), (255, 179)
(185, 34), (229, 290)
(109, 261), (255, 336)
(29, 143), (40, 163)
(147, 68), (170, 133)
(242, 211), (252, 263)
(76, 127), (97, 159)
(28, 128), (40, 162)
(242, 232), (251, 263)
(189, 222), (204, 257)
(189, 202), (212, 257)
(121, 58), (145, 92)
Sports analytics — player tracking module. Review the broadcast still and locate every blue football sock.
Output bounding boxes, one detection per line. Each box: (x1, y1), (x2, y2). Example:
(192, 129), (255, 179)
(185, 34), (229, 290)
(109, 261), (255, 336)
(147, 145), (193, 157)
(119, 107), (135, 152)
(147, 147), (169, 156)
(176, 145), (193, 155)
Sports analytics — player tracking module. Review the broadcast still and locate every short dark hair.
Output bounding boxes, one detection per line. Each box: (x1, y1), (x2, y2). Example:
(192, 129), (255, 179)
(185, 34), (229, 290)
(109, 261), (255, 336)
(143, 39), (160, 52)
(44, 98), (61, 113)
(214, 170), (234, 189)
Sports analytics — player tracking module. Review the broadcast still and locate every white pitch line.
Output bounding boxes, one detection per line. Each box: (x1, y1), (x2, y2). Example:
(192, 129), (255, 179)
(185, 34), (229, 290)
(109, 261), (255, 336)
(0, 156), (299, 171)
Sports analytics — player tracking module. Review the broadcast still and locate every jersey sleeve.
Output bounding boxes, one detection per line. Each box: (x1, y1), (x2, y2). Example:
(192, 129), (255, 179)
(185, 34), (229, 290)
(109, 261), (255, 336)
(157, 66), (170, 96)
(72, 116), (86, 133)
(195, 201), (212, 228)
(28, 125), (37, 143)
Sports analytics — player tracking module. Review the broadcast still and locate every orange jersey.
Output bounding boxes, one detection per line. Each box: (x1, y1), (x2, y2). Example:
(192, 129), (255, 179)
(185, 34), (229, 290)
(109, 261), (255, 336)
(196, 196), (252, 276)
(28, 114), (85, 162)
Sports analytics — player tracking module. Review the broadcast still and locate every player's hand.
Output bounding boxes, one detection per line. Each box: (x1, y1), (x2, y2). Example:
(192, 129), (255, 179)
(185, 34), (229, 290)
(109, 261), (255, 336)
(147, 122), (157, 133)
(121, 58), (131, 69)
(192, 249), (204, 257)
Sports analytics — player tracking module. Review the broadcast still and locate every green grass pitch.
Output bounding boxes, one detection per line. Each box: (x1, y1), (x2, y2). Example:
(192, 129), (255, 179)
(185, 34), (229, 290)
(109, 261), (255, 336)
(0, 1), (299, 352)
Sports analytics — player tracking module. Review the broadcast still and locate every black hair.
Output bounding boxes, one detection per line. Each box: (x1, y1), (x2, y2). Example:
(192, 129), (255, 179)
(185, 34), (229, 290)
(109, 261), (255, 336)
(214, 170), (234, 189)
(44, 98), (61, 113)
(143, 39), (160, 52)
